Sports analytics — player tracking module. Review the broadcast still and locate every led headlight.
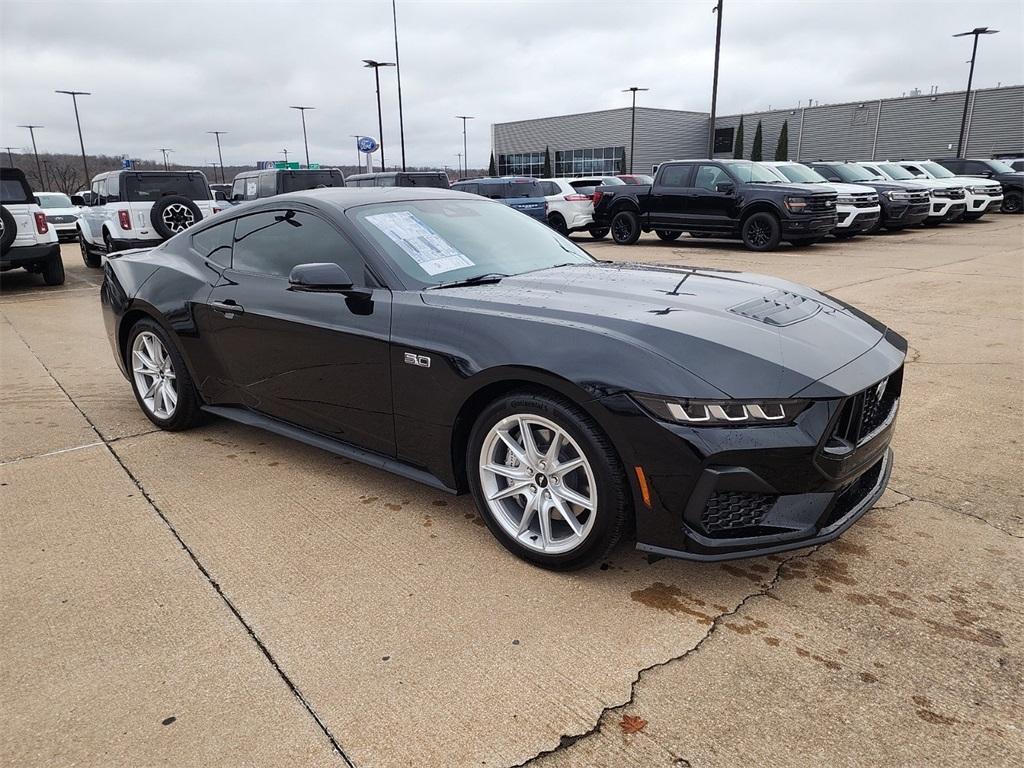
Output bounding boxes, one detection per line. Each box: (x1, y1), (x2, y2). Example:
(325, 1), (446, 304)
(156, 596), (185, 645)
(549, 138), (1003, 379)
(784, 196), (807, 212)
(836, 195), (855, 205)
(969, 185), (992, 194)
(634, 396), (809, 426)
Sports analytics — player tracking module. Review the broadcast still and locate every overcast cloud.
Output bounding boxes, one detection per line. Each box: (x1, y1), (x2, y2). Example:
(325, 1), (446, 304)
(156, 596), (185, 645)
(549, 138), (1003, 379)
(1, 0), (1020, 171)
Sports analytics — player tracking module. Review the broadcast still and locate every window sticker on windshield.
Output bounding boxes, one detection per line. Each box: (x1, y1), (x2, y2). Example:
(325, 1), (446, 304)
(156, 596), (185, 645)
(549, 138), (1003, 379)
(246, 179), (258, 197)
(365, 210), (475, 276)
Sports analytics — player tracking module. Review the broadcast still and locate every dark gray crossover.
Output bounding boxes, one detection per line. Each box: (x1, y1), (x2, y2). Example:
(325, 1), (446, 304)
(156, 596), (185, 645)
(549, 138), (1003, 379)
(101, 188), (905, 569)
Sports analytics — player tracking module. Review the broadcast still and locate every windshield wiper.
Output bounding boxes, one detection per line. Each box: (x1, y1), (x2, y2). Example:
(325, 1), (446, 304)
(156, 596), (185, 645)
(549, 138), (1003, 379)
(427, 272), (510, 290)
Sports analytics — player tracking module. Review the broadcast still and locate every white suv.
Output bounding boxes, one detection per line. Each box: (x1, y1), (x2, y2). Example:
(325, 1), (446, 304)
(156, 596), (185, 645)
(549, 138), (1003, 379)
(857, 161), (965, 226)
(761, 161), (881, 238)
(35, 192), (83, 241)
(0, 167), (63, 285)
(893, 160), (1003, 221)
(538, 177), (625, 239)
(77, 170), (215, 267)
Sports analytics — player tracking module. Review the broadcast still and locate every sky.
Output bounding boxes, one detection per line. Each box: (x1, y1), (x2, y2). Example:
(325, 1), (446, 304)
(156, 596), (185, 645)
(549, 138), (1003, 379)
(1, 0), (1021, 171)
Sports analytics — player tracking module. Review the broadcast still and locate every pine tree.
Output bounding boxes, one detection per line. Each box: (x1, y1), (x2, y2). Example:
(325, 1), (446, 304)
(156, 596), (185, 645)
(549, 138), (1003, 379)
(750, 120), (764, 161)
(488, 152), (496, 176)
(732, 117), (744, 159)
(542, 146), (552, 177)
(774, 121), (789, 160)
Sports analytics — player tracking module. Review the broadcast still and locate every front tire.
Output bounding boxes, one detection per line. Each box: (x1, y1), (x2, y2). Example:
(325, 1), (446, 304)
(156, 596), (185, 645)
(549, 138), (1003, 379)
(655, 230), (682, 242)
(610, 210), (641, 245)
(467, 391), (630, 570)
(1001, 191), (1022, 214)
(126, 319), (203, 431)
(42, 256), (65, 286)
(81, 232), (102, 267)
(741, 211), (781, 251)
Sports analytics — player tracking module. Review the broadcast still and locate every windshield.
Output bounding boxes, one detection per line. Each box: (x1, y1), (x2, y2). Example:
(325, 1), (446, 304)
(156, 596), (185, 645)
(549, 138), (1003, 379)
(350, 198), (592, 288)
(776, 164), (827, 184)
(985, 159), (1015, 173)
(279, 170), (345, 193)
(919, 162), (954, 178)
(831, 164), (882, 182)
(36, 193), (74, 208)
(727, 161), (784, 183)
(505, 181), (543, 198)
(125, 173), (211, 202)
(877, 163), (915, 180)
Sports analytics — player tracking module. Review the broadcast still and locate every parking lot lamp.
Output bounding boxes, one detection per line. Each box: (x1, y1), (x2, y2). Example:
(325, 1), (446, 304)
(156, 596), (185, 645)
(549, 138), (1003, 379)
(289, 107), (315, 168)
(281, 148), (289, 164)
(17, 125), (45, 189)
(3, 147), (14, 167)
(456, 152), (462, 178)
(622, 88), (648, 174)
(707, 1), (724, 158)
(207, 131), (227, 183)
(363, 61), (395, 170)
(55, 90), (91, 183)
(455, 116), (474, 179)
(392, 0), (407, 171)
(954, 27), (998, 158)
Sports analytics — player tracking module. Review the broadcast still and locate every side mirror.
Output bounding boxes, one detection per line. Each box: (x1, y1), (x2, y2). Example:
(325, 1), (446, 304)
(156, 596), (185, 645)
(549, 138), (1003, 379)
(288, 262), (371, 298)
(231, 193), (244, 202)
(71, 195), (85, 206)
(716, 182), (735, 194)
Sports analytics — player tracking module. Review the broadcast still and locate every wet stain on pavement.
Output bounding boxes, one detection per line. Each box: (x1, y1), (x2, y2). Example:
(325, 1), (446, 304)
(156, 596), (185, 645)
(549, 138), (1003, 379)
(630, 582), (715, 624)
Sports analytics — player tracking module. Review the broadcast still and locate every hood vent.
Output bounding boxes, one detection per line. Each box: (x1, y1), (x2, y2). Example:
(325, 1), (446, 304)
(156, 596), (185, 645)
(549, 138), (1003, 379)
(729, 290), (822, 326)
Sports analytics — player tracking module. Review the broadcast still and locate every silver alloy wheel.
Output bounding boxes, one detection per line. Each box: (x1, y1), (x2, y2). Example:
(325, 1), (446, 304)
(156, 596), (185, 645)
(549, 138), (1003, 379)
(479, 414), (597, 554)
(161, 203), (196, 233)
(131, 331), (177, 419)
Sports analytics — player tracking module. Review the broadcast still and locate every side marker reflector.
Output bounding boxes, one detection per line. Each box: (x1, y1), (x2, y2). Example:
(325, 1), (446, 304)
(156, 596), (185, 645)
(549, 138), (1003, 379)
(634, 466), (652, 508)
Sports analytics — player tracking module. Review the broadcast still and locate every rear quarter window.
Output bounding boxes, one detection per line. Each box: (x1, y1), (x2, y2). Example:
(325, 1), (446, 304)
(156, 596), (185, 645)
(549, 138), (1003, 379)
(191, 219), (235, 267)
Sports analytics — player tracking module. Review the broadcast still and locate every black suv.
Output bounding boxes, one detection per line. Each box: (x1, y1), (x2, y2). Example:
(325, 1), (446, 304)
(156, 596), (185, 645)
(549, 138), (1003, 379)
(591, 159), (838, 251)
(934, 158), (1023, 214)
(809, 162), (932, 231)
(231, 168), (346, 203)
(346, 171), (450, 188)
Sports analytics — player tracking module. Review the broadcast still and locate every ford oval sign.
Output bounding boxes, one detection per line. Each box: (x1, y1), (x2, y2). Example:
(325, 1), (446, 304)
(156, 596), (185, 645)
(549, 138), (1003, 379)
(357, 136), (379, 153)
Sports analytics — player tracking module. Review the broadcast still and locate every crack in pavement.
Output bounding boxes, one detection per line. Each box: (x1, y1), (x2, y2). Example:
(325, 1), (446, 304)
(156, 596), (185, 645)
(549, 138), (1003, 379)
(0, 429), (163, 467)
(887, 485), (1023, 539)
(509, 547), (820, 767)
(4, 320), (357, 767)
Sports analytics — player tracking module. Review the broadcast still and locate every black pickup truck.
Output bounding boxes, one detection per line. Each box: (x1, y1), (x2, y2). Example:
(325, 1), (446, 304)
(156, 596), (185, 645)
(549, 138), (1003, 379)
(591, 159), (838, 251)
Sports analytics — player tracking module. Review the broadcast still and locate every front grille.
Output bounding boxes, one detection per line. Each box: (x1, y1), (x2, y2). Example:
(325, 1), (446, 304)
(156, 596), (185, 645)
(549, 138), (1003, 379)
(823, 455), (886, 527)
(830, 366), (903, 448)
(806, 195), (838, 213)
(949, 188), (965, 200)
(46, 215), (76, 224)
(852, 194), (878, 208)
(908, 191), (930, 202)
(701, 491), (777, 533)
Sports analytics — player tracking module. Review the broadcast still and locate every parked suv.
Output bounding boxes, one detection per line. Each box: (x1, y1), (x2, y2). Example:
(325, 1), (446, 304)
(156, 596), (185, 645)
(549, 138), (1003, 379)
(450, 177), (547, 222)
(894, 160), (1002, 220)
(857, 161), (965, 225)
(78, 170), (215, 267)
(934, 158), (1022, 214)
(808, 162), (931, 231)
(231, 168), (346, 203)
(538, 177), (623, 238)
(1, 167), (63, 285)
(346, 171), (450, 188)
(591, 159), (838, 251)
(762, 161), (880, 238)
(35, 191), (82, 241)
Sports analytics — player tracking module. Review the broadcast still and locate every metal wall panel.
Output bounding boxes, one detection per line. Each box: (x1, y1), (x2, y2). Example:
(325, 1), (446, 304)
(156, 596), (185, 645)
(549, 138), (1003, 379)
(964, 87), (1024, 157)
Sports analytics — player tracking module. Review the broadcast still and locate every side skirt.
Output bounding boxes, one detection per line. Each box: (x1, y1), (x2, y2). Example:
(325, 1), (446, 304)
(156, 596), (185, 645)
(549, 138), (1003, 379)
(202, 405), (458, 494)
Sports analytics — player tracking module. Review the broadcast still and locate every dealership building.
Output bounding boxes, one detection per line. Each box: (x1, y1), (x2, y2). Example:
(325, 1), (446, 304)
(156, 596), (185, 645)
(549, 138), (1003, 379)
(490, 84), (1023, 177)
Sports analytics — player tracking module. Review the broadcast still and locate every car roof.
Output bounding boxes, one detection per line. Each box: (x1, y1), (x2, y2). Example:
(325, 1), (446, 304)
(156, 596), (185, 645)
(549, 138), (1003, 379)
(261, 186), (475, 210)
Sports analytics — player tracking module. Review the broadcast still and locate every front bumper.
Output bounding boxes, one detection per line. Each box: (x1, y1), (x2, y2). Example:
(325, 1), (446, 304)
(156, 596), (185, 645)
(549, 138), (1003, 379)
(967, 194), (1002, 214)
(781, 213), (837, 237)
(882, 200), (930, 227)
(1, 243), (61, 270)
(834, 207), (880, 232)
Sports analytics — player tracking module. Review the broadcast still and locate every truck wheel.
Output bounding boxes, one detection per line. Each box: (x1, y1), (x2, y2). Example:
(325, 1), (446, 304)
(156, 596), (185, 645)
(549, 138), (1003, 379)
(150, 196), (203, 239)
(610, 211), (641, 245)
(0, 205), (16, 255)
(741, 212), (781, 251)
(1002, 191), (1022, 214)
(80, 232), (102, 268)
(42, 255), (65, 286)
(588, 226), (608, 240)
(547, 213), (568, 236)
(655, 230), (681, 242)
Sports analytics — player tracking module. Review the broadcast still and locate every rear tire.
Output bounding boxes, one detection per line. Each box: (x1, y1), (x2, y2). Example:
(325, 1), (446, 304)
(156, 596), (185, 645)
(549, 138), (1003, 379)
(81, 232), (102, 267)
(740, 211), (781, 251)
(610, 210), (641, 245)
(467, 391), (630, 571)
(588, 226), (608, 240)
(655, 230), (682, 242)
(126, 318), (204, 431)
(0, 205), (16, 254)
(42, 256), (65, 286)
(1001, 191), (1022, 214)
(547, 213), (568, 236)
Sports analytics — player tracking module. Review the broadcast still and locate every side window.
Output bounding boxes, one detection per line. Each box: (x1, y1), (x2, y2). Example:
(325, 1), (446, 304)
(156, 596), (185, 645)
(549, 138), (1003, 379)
(93, 180), (105, 205)
(541, 181), (560, 196)
(232, 179), (245, 199)
(964, 161), (988, 174)
(659, 165), (691, 187)
(259, 173), (277, 198)
(231, 210), (368, 283)
(191, 220), (235, 267)
(377, 176), (397, 187)
(106, 175), (121, 203)
(245, 177), (259, 200)
(817, 166), (841, 182)
(693, 165), (726, 191)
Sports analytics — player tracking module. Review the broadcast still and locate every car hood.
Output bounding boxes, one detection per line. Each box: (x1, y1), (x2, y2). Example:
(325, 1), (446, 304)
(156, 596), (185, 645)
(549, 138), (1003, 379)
(748, 182), (833, 195)
(422, 263), (893, 399)
(823, 182), (877, 194)
(41, 207), (81, 216)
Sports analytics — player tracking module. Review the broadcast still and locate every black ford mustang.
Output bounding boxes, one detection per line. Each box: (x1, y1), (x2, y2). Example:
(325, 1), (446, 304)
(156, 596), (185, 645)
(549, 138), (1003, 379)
(101, 188), (905, 570)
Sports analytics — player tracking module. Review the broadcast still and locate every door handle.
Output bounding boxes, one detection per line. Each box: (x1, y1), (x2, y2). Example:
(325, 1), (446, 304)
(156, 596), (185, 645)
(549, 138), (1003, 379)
(211, 300), (244, 315)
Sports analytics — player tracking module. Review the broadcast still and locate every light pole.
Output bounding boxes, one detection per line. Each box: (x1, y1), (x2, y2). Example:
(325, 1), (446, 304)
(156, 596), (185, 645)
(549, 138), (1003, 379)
(3, 147), (14, 166)
(455, 116), (474, 179)
(158, 148), (173, 171)
(621, 88), (648, 174)
(363, 60), (395, 170)
(281, 148), (289, 164)
(707, 0), (724, 157)
(207, 131), (227, 183)
(289, 107), (314, 167)
(391, 0), (407, 171)
(456, 153), (462, 179)
(954, 27), (999, 158)
(55, 90), (91, 183)
(17, 125), (45, 189)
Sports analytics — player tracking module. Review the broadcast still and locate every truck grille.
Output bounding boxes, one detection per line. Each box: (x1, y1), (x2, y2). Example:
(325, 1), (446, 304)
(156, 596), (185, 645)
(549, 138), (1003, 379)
(830, 367), (903, 448)
(908, 191), (930, 203)
(851, 193), (878, 208)
(806, 195), (838, 213)
(45, 215), (76, 224)
(701, 491), (777, 533)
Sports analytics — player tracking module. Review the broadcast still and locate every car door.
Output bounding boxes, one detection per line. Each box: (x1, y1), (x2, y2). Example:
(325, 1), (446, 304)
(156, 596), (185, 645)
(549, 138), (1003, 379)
(688, 164), (738, 233)
(205, 206), (396, 456)
(649, 164), (691, 228)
